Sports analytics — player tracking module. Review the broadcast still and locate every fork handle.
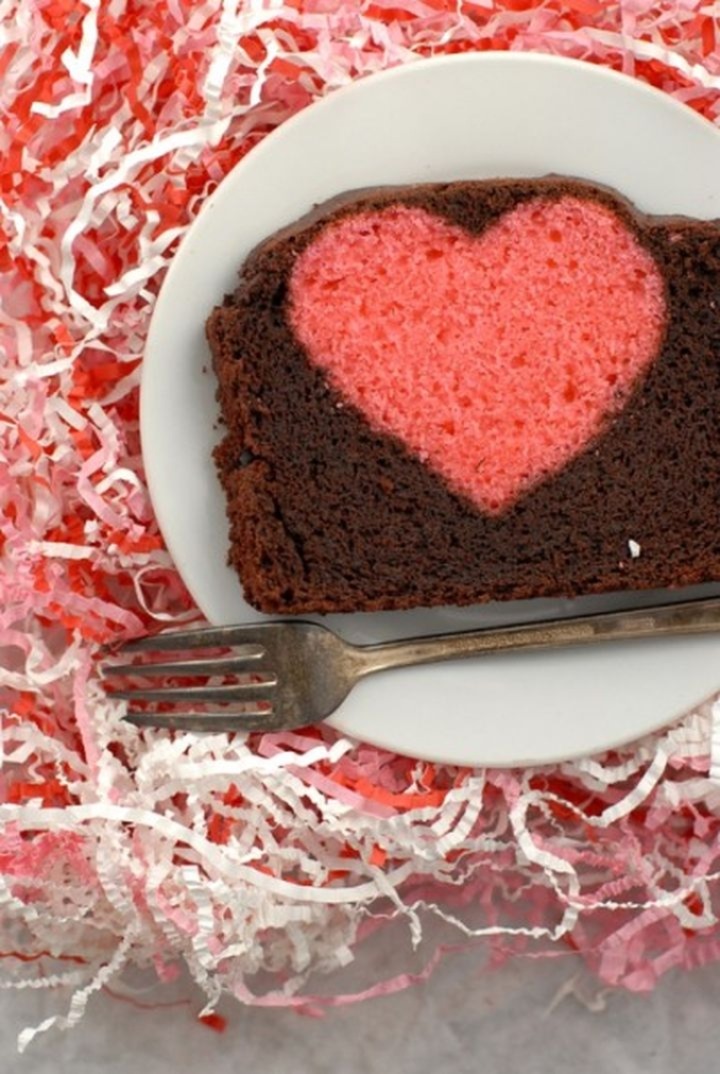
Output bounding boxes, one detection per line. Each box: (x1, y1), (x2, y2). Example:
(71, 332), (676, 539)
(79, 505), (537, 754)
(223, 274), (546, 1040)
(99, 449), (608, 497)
(353, 597), (720, 675)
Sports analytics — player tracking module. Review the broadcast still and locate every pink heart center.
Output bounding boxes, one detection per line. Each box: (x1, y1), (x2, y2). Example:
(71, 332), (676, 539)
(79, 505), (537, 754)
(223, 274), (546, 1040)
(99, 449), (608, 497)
(289, 196), (666, 513)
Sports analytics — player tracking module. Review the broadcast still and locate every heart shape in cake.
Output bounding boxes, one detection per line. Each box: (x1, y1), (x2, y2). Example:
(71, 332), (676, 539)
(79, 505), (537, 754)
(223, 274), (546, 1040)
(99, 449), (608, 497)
(289, 196), (666, 513)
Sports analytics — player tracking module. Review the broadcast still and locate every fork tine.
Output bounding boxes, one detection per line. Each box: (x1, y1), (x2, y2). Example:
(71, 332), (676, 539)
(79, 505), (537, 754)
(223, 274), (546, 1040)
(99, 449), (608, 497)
(119, 626), (269, 655)
(107, 683), (275, 703)
(103, 656), (271, 678)
(123, 711), (273, 733)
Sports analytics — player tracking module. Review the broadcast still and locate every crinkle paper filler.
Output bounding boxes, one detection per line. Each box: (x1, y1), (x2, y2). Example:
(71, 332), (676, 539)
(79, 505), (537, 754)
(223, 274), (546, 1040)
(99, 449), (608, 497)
(2, 0), (720, 1054)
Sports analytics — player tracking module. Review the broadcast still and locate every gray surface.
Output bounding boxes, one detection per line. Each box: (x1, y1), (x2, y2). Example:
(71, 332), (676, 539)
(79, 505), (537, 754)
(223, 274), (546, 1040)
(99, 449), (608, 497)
(3, 944), (720, 1073)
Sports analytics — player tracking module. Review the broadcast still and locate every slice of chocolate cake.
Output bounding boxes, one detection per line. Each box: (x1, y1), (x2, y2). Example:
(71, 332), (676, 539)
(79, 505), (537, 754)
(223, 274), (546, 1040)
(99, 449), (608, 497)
(207, 178), (720, 614)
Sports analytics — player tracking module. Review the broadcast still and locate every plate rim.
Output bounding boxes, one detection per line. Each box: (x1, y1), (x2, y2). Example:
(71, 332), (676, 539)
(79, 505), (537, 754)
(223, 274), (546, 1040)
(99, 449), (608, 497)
(141, 50), (720, 766)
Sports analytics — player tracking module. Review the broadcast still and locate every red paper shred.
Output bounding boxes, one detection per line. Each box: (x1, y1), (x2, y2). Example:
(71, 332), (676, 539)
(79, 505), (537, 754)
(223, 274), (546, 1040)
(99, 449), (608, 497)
(198, 1012), (228, 1033)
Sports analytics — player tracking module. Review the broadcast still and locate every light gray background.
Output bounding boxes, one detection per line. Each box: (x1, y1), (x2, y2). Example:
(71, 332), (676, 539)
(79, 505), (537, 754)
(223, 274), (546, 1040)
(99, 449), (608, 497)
(3, 937), (719, 1073)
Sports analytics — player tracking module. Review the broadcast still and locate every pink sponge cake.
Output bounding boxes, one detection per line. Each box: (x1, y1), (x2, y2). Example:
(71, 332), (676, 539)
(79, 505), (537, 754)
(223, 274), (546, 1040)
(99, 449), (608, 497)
(207, 178), (720, 614)
(290, 196), (665, 515)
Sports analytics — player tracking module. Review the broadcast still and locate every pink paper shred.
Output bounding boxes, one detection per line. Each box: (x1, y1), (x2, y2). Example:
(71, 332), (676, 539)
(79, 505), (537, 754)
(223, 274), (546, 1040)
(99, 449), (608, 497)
(2, 0), (720, 1053)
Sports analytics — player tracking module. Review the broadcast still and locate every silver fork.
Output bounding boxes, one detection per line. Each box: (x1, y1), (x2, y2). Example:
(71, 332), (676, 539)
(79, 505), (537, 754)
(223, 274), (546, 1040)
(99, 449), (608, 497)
(103, 596), (720, 733)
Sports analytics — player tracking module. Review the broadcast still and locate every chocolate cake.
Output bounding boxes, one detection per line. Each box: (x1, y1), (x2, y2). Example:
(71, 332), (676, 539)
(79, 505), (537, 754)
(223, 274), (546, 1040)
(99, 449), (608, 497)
(207, 178), (720, 614)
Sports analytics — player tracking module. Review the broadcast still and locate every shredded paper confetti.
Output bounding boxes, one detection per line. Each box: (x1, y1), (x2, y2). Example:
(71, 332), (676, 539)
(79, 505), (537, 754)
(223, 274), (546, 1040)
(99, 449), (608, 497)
(2, 0), (720, 1053)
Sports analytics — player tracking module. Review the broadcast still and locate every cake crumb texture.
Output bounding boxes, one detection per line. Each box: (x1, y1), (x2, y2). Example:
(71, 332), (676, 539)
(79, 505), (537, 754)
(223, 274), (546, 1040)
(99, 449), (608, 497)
(290, 198), (665, 513)
(208, 178), (720, 614)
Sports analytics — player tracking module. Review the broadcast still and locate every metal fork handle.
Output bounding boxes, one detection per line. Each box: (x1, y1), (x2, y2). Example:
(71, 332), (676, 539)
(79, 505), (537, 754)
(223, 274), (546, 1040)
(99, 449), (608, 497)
(353, 597), (720, 676)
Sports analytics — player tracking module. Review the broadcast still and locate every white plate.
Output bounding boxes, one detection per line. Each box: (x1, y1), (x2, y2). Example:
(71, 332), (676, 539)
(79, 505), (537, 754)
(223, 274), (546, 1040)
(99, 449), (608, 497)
(142, 53), (720, 767)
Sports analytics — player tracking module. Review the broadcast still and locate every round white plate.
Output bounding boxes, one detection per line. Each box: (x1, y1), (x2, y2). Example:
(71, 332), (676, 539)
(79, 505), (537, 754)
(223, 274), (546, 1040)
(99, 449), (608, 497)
(142, 53), (720, 767)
